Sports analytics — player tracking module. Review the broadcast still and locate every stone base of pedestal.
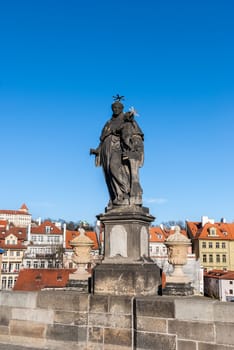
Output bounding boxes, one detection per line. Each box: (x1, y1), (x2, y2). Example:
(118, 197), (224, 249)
(66, 278), (91, 293)
(162, 282), (194, 296)
(92, 263), (161, 296)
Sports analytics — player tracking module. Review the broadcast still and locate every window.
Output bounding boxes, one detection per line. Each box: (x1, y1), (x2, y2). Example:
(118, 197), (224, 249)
(230, 281), (233, 285)
(222, 242), (226, 249)
(229, 290), (233, 295)
(16, 251), (20, 257)
(26, 261), (31, 268)
(208, 242), (213, 249)
(10, 251), (14, 256)
(1, 277), (7, 289)
(40, 261), (45, 268)
(2, 263), (7, 271)
(209, 254), (213, 263)
(202, 242), (206, 248)
(209, 227), (217, 236)
(203, 255), (207, 263)
(15, 263), (20, 271)
(222, 255), (227, 263)
(45, 226), (51, 234)
(33, 261), (38, 268)
(216, 254), (220, 263)
(216, 242), (220, 249)
(8, 277), (13, 289)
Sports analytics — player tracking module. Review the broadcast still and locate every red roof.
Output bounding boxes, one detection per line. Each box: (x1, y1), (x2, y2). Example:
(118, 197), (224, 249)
(20, 203), (28, 211)
(13, 268), (76, 291)
(65, 230), (99, 250)
(31, 221), (62, 234)
(149, 226), (188, 243)
(0, 227), (27, 249)
(204, 269), (234, 280)
(187, 221), (234, 240)
(0, 210), (30, 216)
(0, 220), (8, 227)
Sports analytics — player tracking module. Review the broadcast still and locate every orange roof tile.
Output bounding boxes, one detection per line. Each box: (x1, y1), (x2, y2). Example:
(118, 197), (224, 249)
(204, 269), (234, 280)
(13, 268), (76, 291)
(0, 220), (8, 227)
(149, 226), (188, 243)
(31, 221), (62, 234)
(149, 227), (167, 242)
(20, 203), (28, 211)
(187, 221), (234, 240)
(0, 227), (27, 240)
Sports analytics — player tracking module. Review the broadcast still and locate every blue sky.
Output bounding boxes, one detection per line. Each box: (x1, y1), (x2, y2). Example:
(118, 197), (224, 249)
(1, 0), (234, 225)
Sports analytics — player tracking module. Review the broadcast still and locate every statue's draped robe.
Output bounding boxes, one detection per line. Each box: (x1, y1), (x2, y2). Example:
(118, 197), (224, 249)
(97, 112), (144, 206)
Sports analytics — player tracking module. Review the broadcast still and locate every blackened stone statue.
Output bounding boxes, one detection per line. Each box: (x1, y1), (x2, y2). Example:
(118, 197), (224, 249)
(90, 96), (144, 208)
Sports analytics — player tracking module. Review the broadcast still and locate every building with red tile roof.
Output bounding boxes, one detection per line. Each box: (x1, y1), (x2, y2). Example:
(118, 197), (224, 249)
(0, 204), (31, 227)
(0, 226), (28, 290)
(23, 220), (64, 270)
(186, 217), (234, 271)
(204, 269), (234, 301)
(13, 268), (75, 291)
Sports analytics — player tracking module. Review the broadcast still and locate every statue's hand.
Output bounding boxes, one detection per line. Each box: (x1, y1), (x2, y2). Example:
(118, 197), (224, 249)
(90, 148), (99, 156)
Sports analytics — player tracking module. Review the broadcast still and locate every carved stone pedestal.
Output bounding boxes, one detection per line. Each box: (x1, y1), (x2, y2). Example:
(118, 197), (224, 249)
(92, 206), (161, 296)
(93, 262), (160, 296)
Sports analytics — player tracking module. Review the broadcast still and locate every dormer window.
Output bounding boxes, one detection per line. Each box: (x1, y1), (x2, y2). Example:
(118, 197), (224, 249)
(45, 226), (51, 234)
(208, 227), (217, 236)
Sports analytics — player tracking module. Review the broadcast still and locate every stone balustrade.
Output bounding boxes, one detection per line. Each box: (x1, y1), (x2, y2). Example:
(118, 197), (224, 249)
(0, 290), (234, 349)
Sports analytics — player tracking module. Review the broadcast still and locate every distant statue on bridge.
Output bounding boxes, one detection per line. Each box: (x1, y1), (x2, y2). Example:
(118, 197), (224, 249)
(90, 95), (144, 209)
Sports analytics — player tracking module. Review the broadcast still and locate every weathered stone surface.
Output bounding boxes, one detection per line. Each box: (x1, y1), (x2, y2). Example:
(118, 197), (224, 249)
(136, 297), (175, 318)
(46, 324), (79, 342)
(214, 301), (234, 323)
(163, 282), (194, 296)
(37, 290), (88, 311)
(89, 295), (109, 313)
(89, 313), (131, 328)
(0, 306), (12, 326)
(104, 328), (132, 347)
(136, 332), (176, 350)
(216, 322), (234, 345)
(88, 326), (104, 344)
(103, 345), (132, 350)
(54, 310), (88, 325)
(93, 263), (160, 296)
(178, 340), (196, 350)
(12, 307), (54, 324)
(97, 208), (154, 263)
(198, 343), (234, 350)
(0, 291), (37, 308)
(0, 325), (9, 335)
(9, 320), (46, 338)
(0, 345), (44, 350)
(136, 317), (167, 333)
(109, 296), (132, 314)
(175, 297), (215, 321)
(168, 319), (215, 342)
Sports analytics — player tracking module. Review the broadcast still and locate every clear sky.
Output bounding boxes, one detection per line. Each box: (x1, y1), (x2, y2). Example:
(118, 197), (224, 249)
(1, 0), (234, 225)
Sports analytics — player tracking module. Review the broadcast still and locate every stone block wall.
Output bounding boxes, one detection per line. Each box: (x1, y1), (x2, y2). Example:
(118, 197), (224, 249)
(0, 290), (234, 349)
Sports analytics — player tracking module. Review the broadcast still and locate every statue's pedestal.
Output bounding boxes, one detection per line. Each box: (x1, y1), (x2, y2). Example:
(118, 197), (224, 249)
(93, 262), (160, 296)
(92, 206), (161, 296)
